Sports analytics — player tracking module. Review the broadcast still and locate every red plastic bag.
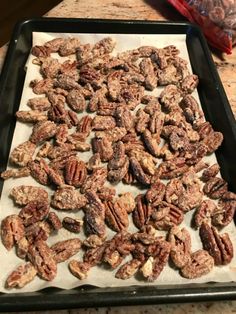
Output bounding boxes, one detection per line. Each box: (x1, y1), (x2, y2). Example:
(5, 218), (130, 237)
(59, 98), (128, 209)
(167, 0), (236, 54)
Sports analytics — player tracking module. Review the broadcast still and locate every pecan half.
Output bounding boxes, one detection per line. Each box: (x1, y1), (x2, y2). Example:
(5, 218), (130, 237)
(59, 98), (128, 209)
(92, 137), (114, 162)
(194, 200), (217, 228)
(19, 201), (50, 227)
(62, 217), (83, 233)
(30, 120), (57, 145)
(1, 167), (30, 180)
(69, 260), (91, 280)
(16, 110), (47, 123)
(10, 141), (36, 167)
(116, 192), (136, 214)
(133, 194), (153, 229)
(92, 115), (116, 131)
(47, 212), (62, 231)
(51, 238), (81, 263)
(27, 97), (51, 111)
(6, 263), (37, 289)
(66, 89), (86, 112)
(115, 259), (141, 279)
(81, 167), (107, 193)
(64, 158), (87, 187)
(1, 215), (25, 250)
(212, 191), (236, 227)
(181, 250), (214, 279)
(146, 180), (166, 206)
(104, 199), (129, 232)
(203, 177), (228, 199)
(28, 240), (57, 281)
(201, 163), (220, 182)
(10, 185), (48, 205)
(129, 156), (151, 186)
(51, 185), (87, 210)
(200, 223), (233, 265)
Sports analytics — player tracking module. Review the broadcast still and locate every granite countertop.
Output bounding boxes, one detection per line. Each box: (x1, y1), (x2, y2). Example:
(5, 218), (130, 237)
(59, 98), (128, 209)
(0, 0), (236, 313)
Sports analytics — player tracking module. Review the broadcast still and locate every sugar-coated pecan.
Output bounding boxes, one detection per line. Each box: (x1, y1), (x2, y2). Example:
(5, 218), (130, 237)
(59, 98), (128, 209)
(55, 124), (68, 145)
(25, 221), (51, 244)
(42, 161), (65, 186)
(43, 37), (65, 52)
(16, 237), (29, 259)
(66, 89), (86, 112)
(194, 200), (217, 228)
(55, 74), (80, 91)
(16, 110), (47, 123)
(84, 191), (106, 237)
(58, 37), (80, 56)
(197, 121), (214, 140)
(203, 177), (228, 199)
(181, 250), (214, 279)
(83, 242), (108, 266)
(183, 142), (208, 166)
(115, 259), (141, 279)
(1, 215), (25, 251)
(30, 120), (57, 145)
(19, 201), (50, 227)
(140, 240), (171, 281)
(181, 74), (199, 94)
(36, 142), (53, 159)
(213, 191), (236, 227)
(10, 185), (48, 205)
(151, 201), (184, 230)
(148, 111), (165, 139)
(146, 180), (166, 207)
(202, 131), (223, 154)
(133, 194), (153, 229)
(116, 192), (136, 214)
(6, 262), (37, 289)
(69, 260), (91, 280)
(83, 234), (106, 248)
(47, 212), (62, 231)
(129, 156), (151, 186)
(1, 167), (30, 180)
(28, 240), (57, 281)
(108, 141), (126, 170)
(62, 217), (83, 233)
(140, 57), (157, 90)
(153, 157), (189, 180)
(32, 45), (51, 57)
(115, 106), (134, 131)
(107, 156), (129, 183)
(64, 158), (87, 187)
(104, 199), (129, 232)
(95, 127), (127, 143)
(159, 84), (182, 111)
(135, 108), (150, 133)
(132, 225), (160, 245)
(128, 148), (156, 176)
(202, 163), (220, 182)
(30, 78), (54, 95)
(92, 137), (114, 162)
(92, 115), (116, 131)
(107, 70), (122, 100)
(51, 185), (87, 210)
(81, 167), (107, 193)
(10, 141), (36, 167)
(27, 97), (51, 111)
(86, 153), (101, 171)
(77, 115), (93, 136)
(180, 94), (203, 127)
(200, 223), (233, 265)
(51, 238), (81, 263)
(142, 129), (160, 157)
(118, 85), (144, 110)
(97, 186), (116, 202)
(28, 159), (49, 185)
(168, 226), (191, 268)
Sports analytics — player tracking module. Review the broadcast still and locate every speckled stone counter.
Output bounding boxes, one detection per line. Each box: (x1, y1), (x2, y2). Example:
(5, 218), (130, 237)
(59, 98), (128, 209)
(0, 0), (236, 313)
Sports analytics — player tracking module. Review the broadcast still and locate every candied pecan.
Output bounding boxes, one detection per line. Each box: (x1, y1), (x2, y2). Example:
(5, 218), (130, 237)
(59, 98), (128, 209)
(168, 128), (189, 152)
(28, 240), (57, 281)
(69, 260), (90, 280)
(194, 200), (217, 228)
(148, 111), (165, 138)
(51, 185), (87, 210)
(66, 131), (87, 144)
(25, 221), (51, 243)
(92, 115), (116, 131)
(107, 70), (122, 100)
(84, 191), (106, 237)
(1, 215), (24, 251)
(10, 185), (48, 205)
(44, 37), (65, 52)
(128, 148), (156, 176)
(92, 137), (114, 162)
(115, 106), (134, 131)
(27, 97), (51, 111)
(115, 259), (141, 279)
(135, 108), (150, 133)
(19, 201), (50, 227)
(16, 237), (29, 259)
(159, 84), (182, 111)
(58, 37), (80, 56)
(108, 141), (126, 170)
(133, 194), (153, 229)
(10, 141), (36, 167)
(97, 186), (116, 201)
(1, 167), (30, 180)
(47, 212), (62, 231)
(83, 242), (108, 267)
(42, 161), (65, 186)
(146, 180), (166, 207)
(51, 238), (81, 263)
(86, 153), (101, 171)
(79, 65), (103, 88)
(64, 158), (87, 187)
(129, 156), (151, 186)
(77, 115), (93, 135)
(38, 57), (61, 79)
(104, 199), (129, 232)
(212, 191), (236, 227)
(202, 163), (220, 182)
(140, 240), (171, 281)
(55, 74), (80, 90)
(65, 89), (86, 112)
(97, 101), (118, 116)
(197, 121), (214, 140)
(139, 57), (157, 90)
(183, 142), (208, 166)
(200, 223), (233, 265)
(151, 201), (184, 231)
(47, 144), (75, 159)
(55, 124), (68, 145)
(116, 192), (136, 214)
(203, 177), (228, 199)
(107, 156), (129, 183)
(30, 120), (57, 145)
(181, 74), (199, 94)
(142, 129), (160, 157)
(92, 37), (116, 57)
(28, 159), (49, 185)
(30, 78), (54, 94)
(81, 167), (107, 193)
(62, 217), (83, 233)
(88, 85), (107, 112)
(202, 131), (224, 154)
(32, 45), (51, 57)
(59, 59), (79, 81)
(168, 226), (191, 268)
(83, 234), (106, 248)
(16, 110), (47, 123)
(153, 157), (189, 180)
(122, 170), (137, 185)
(36, 142), (52, 159)
(95, 127), (127, 143)
(181, 250), (214, 279)
(6, 262), (37, 289)
(118, 85), (144, 110)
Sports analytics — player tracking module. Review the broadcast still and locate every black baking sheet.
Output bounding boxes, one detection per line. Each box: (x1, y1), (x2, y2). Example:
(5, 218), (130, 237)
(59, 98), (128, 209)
(0, 18), (236, 310)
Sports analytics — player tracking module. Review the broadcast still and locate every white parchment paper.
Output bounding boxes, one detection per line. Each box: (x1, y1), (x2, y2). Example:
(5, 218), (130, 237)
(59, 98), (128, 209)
(1, 32), (236, 294)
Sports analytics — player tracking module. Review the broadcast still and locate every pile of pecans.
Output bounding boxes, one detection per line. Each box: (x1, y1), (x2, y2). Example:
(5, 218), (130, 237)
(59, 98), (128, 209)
(1, 35), (236, 289)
